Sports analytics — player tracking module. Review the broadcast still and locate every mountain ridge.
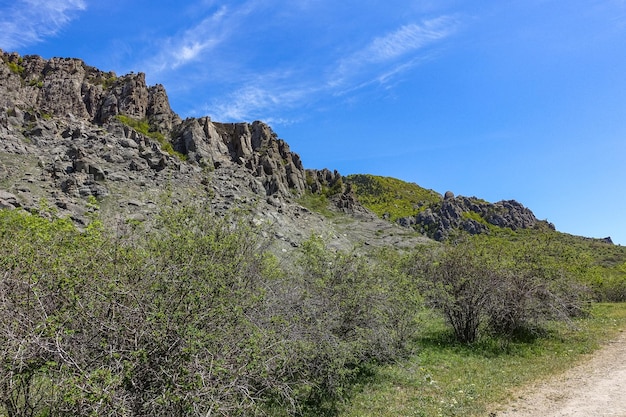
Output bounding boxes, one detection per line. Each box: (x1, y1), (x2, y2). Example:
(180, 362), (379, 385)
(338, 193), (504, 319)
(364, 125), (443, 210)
(0, 50), (612, 245)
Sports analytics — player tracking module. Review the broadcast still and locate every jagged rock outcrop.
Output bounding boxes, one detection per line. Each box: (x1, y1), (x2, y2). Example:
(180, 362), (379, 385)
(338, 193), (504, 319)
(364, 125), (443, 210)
(0, 52), (178, 127)
(403, 194), (551, 241)
(306, 168), (343, 194)
(0, 49), (379, 246)
(0, 50), (315, 208)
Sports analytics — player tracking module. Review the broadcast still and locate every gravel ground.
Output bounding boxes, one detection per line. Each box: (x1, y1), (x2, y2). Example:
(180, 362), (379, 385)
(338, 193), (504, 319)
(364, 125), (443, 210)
(493, 330), (626, 417)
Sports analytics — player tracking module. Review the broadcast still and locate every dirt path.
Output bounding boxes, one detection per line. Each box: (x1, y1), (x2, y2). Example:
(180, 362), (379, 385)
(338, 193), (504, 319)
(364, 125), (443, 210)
(493, 330), (626, 417)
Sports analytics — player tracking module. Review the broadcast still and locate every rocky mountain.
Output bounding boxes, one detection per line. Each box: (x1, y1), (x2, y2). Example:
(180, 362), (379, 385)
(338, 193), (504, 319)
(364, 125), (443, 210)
(1, 50), (432, 252)
(409, 192), (549, 241)
(0, 50), (558, 247)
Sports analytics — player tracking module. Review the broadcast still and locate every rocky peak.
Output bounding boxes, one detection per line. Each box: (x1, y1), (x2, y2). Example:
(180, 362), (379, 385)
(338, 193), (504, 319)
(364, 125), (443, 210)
(1, 50), (180, 128)
(0, 50), (320, 208)
(405, 194), (552, 241)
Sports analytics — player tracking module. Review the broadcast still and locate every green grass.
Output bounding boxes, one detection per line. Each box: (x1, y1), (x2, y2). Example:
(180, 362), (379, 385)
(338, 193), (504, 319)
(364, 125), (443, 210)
(346, 174), (441, 221)
(115, 114), (187, 160)
(298, 192), (338, 218)
(339, 303), (626, 417)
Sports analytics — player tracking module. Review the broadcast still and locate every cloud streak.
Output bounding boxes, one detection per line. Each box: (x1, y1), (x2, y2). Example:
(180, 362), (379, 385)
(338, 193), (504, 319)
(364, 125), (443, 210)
(366, 17), (458, 62)
(138, 3), (460, 124)
(145, 6), (229, 73)
(206, 15), (459, 122)
(332, 16), (459, 88)
(204, 73), (319, 123)
(0, 0), (86, 50)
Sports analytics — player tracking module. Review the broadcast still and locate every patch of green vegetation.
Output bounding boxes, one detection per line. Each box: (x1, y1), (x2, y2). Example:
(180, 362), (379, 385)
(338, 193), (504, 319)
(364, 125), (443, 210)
(6, 60), (25, 76)
(0, 204), (416, 416)
(115, 114), (187, 160)
(340, 303), (626, 417)
(28, 78), (43, 88)
(346, 174), (441, 221)
(102, 75), (118, 89)
(461, 210), (489, 225)
(298, 192), (336, 218)
(1, 170), (624, 416)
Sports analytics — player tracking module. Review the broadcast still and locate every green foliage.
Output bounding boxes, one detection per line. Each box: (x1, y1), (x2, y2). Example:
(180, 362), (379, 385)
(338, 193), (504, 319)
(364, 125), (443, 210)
(28, 78), (43, 88)
(6, 61), (25, 76)
(325, 177), (344, 197)
(346, 174), (441, 221)
(297, 192), (335, 217)
(410, 236), (592, 343)
(102, 75), (118, 89)
(461, 210), (489, 226)
(280, 237), (419, 414)
(0, 181), (623, 416)
(115, 114), (187, 160)
(0, 204), (417, 416)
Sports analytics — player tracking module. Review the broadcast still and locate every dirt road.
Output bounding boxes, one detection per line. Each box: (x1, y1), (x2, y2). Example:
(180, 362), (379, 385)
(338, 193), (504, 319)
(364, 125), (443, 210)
(494, 330), (626, 417)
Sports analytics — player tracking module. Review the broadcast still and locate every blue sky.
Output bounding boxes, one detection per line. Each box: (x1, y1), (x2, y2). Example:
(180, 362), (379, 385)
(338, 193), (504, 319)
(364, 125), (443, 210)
(1, 0), (625, 244)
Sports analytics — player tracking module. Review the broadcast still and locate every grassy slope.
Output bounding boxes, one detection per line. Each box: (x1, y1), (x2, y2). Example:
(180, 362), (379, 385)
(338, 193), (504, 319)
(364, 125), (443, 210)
(347, 173), (626, 300)
(340, 174), (626, 416)
(346, 174), (441, 221)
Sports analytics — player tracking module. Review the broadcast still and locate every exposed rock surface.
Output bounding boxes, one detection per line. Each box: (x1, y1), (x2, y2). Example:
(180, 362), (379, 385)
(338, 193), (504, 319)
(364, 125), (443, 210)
(400, 195), (552, 241)
(1, 50), (549, 248)
(0, 50), (430, 251)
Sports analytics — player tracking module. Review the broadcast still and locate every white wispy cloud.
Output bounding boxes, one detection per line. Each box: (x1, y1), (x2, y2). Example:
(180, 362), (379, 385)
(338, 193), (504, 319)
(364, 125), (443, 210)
(332, 16), (459, 88)
(0, 0), (86, 50)
(198, 14), (460, 123)
(206, 81), (317, 123)
(146, 4), (460, 124)
(367, 18), (457, 62)
(146, 6), (228, 73)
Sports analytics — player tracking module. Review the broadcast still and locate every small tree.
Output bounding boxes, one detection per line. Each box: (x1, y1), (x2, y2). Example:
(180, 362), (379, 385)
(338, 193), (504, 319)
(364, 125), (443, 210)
(412, 242), (494, 343)
(411, 237), (591, 344)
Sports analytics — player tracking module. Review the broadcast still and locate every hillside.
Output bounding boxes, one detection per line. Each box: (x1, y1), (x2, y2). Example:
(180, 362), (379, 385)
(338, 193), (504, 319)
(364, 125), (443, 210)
(0, 50), (579, 249)
(1, 49), (623, 288)
(0, 50), (433, 253)
(2, 50), (626, 417)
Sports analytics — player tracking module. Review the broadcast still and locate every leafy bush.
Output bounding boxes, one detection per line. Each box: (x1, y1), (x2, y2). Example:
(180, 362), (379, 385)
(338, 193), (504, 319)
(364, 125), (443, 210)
(410, 242), (494, 343)
(409, 237), (591, 343)
(0, 203), (418, 416)
(258, 237), (419, 414)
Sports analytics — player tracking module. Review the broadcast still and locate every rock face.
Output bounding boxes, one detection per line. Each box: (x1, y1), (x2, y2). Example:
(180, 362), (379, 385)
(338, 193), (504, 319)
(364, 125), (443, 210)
(172, 119), (308, 196)
(400, 195), (551, 241)
(2, 50), (418, 252)
(0, 50), (315, 210)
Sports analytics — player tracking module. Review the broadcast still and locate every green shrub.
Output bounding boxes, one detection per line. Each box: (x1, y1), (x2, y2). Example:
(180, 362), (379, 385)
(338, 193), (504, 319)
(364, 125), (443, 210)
(409, 237), (591, 343)
(28, 78), (43, 88)
(115, 114), (187, 160)
(6, 61), (25, 76)
(410, 242), (494, 343)
(0, 203), (419, 416)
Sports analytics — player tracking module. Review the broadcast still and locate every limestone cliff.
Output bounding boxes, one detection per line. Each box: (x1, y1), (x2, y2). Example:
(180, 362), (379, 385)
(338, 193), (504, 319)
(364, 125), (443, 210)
(0, 50), (312, 206)
(398, 191), (553, 241)
(2, 50), (427, 251)
(0, 50), (551, 246)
